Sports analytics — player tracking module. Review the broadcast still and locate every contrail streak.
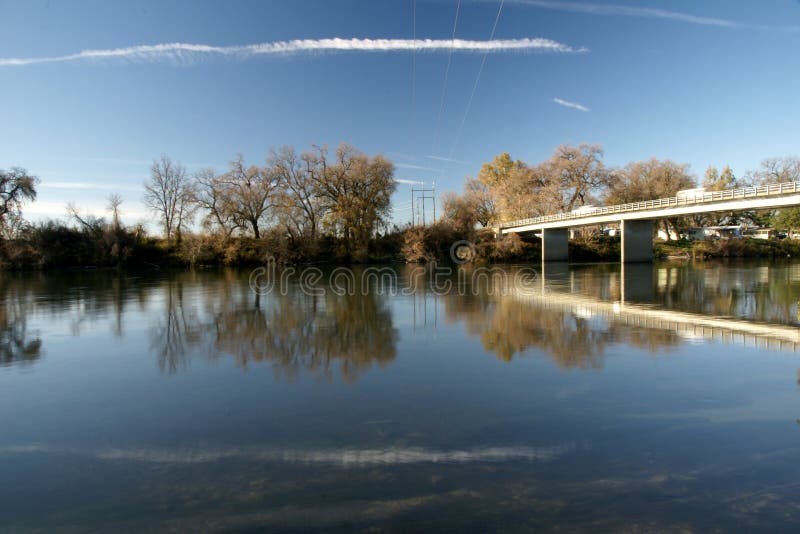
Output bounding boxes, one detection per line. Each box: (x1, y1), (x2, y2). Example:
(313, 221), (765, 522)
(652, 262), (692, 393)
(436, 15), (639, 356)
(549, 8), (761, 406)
(506, 0), (737, 27)
(500, 0), (800, 33)
(553, 97), (589, 112)
(0, 37), (587, 67)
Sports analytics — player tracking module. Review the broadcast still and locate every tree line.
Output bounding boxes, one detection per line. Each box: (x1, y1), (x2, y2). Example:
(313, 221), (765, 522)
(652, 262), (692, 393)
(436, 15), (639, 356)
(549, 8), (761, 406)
(0, 143), (399, 268)
(442, 144), (800, 239)
(143, 143), (396, 261)
(3, 143), (800, 269)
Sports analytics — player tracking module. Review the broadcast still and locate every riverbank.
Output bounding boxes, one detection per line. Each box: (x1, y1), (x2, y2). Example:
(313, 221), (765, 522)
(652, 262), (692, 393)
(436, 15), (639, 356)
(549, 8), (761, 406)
(3, 221), (800, 270)
(0, 221), (407, 270)
(656, 237), (800, 260)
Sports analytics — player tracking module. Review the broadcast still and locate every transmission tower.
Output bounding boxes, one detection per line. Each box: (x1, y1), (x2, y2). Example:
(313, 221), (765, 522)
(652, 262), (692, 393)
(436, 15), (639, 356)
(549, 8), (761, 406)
(411, 184), (436, 226)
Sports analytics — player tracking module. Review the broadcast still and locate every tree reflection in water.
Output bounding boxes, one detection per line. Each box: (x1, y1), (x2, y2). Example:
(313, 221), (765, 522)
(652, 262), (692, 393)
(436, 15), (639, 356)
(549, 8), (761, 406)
(0, 285), (42, 366)
(2, 262), (799, 376)
(149, 279), (208, 374)
(654, 263), (800, 324)
(444, 263), (800, 367)
(442, 295), (682, 369)
(147, 272), (398, 382)
(441, 265), (681, 368)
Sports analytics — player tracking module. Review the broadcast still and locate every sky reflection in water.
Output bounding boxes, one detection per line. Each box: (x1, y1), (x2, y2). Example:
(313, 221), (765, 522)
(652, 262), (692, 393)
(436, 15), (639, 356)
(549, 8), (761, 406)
(2, 262), (800, 531)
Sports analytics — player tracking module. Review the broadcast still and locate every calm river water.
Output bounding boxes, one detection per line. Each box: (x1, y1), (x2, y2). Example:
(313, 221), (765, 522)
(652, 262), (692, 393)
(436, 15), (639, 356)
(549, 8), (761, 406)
(2, 261), (800, 532)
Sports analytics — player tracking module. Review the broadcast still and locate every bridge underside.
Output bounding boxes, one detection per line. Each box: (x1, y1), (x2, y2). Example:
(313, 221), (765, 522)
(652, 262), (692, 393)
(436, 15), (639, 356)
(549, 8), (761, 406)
(499, 190), (800, 263)
(537, 219), (655, 263)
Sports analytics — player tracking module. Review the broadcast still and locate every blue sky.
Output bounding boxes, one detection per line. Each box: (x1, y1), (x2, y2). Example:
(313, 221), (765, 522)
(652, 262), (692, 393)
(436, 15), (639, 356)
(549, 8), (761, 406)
(1, 0), (799, 225)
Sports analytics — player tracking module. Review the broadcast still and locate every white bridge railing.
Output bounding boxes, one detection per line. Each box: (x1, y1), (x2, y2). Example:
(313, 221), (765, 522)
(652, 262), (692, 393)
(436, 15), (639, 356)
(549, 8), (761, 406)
(499, 180), (800, 230)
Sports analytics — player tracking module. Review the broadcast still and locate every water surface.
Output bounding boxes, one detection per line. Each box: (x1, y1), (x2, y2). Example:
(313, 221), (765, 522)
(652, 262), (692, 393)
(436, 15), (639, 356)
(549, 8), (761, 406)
(2, 261), (800, 531)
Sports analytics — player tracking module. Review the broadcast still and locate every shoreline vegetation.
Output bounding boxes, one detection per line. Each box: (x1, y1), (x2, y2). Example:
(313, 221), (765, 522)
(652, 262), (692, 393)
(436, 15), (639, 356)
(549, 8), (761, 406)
(4, 222), (800, 271)
(2, 144), (800, 270)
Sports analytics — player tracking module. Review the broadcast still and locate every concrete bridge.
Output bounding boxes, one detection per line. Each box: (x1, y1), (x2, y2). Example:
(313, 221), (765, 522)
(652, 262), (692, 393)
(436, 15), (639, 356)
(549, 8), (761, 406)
(496, 180), (800, 262)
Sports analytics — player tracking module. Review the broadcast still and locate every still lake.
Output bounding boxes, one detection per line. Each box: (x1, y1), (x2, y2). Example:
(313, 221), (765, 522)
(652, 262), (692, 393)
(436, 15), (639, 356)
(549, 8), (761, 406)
(2, 261), (800, 532)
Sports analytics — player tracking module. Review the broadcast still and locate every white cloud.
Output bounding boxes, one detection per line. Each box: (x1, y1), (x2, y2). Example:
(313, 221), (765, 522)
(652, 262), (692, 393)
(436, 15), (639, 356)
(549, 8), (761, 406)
(395, 178), (426, 185)
(553, 97), (590, 112)
(0, 37), (587, 67)
(0, 443), (576, 466)
(98, 445), (575, 466)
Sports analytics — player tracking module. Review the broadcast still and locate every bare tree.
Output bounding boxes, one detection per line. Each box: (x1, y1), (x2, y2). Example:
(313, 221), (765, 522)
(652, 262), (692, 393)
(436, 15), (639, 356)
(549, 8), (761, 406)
(66, 202), (104, 237)
(107, 193), (123, 232)
(0, 213), (27, 240)
(217, 155), (278, 239)
(748, 156), (800, 185)
(143, 155), (196, 244)
(701, 165), (740, 225)
(475, 152), (539, 221)
(473, 146), (607, 222)
(605, 158), (696, 239)
(310, 143), (396, 258)
(269, 146), (326, 242)
(464, 177), (496, 227)
(442, 191), (479, 231)
(747, 156), (800, 228)
(194, 168), (239, 237)
(0, 167), (38, 230)
(606, 158), (695, 204)
(442, 177), (497, 230)
(536, 144), (609, 213)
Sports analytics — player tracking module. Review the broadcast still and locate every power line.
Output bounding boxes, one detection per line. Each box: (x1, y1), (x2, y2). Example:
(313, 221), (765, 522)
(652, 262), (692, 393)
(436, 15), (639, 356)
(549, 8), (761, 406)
(432, 0), (462, 155)
(411, 0), (417, 113)
(447, 0), (505, 161)
(411, 185), (437, 226)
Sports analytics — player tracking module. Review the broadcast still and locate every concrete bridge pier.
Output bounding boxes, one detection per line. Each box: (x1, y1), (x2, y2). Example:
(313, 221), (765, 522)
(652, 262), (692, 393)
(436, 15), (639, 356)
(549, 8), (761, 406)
(620, 219), (654, 263)
(541, 228), (569, 262)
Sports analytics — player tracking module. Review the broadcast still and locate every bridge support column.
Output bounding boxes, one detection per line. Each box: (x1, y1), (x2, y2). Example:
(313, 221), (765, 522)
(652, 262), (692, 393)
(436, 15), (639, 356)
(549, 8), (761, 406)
(621, 219), (654, 263)
(541, 228), (569, 262)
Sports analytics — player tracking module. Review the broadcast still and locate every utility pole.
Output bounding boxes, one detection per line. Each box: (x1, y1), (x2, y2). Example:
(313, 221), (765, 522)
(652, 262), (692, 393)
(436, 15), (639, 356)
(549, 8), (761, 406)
(432, 181), (436, 222)
(411, 185), (436, 226)
(410, 186), (414, 226)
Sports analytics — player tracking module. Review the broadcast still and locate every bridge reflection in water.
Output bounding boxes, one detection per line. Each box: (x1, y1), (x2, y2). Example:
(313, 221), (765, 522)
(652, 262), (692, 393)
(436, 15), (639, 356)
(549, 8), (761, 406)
(3, 264), (799, 377)
(529, 262), (800, 353)
(437, 262), (800, 366)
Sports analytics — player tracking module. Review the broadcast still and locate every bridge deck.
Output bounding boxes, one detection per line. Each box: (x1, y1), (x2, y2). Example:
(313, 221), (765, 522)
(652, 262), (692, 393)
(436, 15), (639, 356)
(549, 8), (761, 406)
(499, 181), (800, 234)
